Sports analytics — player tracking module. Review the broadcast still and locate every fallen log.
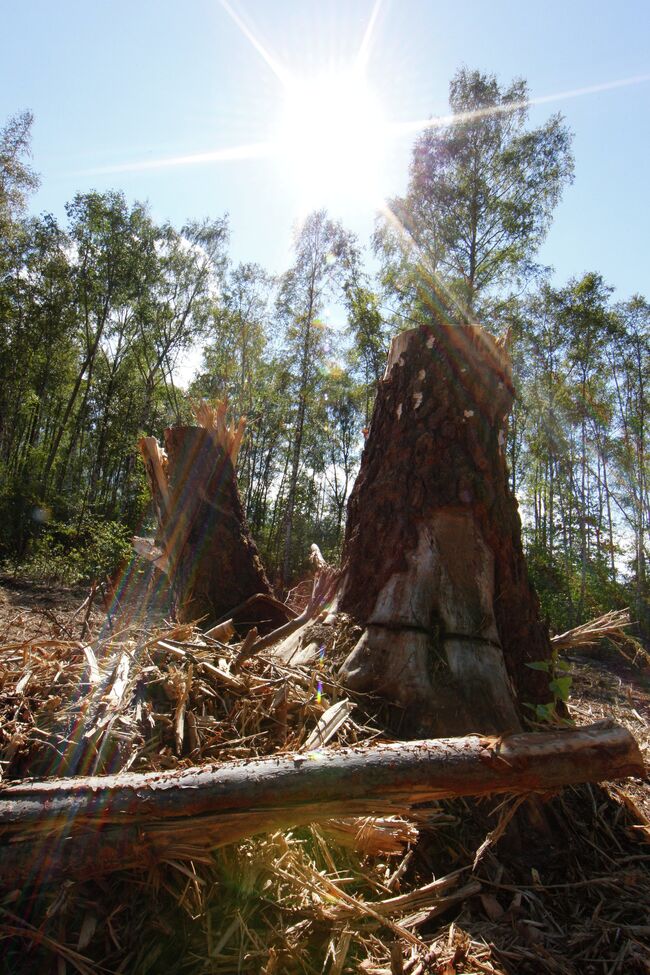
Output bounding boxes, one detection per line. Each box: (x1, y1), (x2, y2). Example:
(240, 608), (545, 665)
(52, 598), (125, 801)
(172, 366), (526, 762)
(0, 722), (643, 885)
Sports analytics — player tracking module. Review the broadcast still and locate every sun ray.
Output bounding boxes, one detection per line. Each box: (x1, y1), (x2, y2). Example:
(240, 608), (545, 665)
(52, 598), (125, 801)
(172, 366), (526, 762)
(77, 141), (276, 176)
(391, 72), (650, 138)
(219, 0), (292, 87)
(356, 0), (384, 73)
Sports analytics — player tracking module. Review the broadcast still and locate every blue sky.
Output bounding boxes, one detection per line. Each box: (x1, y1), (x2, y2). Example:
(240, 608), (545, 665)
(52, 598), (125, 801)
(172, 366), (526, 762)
(3, 0), (650, 301)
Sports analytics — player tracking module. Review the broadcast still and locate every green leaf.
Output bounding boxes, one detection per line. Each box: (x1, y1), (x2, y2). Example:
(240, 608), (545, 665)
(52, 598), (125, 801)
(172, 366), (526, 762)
(535, 703), (556, 721)
(525, 660), (550, 672)
(554, 659), (572, 673)
(549, 676), (572, 702)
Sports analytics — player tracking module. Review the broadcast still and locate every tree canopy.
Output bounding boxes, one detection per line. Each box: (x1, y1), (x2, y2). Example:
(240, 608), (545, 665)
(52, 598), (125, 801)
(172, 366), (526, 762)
(377, 68), (574, 319)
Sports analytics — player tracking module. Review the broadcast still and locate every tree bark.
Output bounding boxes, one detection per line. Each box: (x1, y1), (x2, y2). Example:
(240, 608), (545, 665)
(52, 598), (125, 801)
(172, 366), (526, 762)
(0, 722), (642, 885)
(337, 324), (553, 736)
(138, 403), (273, 624)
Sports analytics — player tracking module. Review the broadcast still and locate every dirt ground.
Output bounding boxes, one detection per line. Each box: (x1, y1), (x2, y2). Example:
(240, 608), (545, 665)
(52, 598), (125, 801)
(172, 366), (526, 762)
(0, 563), (172, 642)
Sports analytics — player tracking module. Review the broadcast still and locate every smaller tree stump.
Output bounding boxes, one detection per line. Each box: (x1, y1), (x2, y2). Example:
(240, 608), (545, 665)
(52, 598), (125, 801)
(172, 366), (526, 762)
(139, 402), (272, 623)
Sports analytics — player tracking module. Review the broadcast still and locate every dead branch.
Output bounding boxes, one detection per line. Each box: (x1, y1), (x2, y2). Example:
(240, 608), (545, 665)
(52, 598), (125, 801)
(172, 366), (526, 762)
(551, 609), (633, 653)
(0, 721), (643, 885)
(239, 567), (340, 661)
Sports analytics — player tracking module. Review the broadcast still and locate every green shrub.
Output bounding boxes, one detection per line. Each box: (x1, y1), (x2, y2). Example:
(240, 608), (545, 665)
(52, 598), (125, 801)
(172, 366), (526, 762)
(20, 517), (132, 585)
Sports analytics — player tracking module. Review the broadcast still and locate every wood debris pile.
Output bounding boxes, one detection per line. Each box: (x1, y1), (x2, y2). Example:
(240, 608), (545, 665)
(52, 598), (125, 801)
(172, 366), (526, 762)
(0, 584), (649, 973)
(552, 608), (650, 667)
(0, 607), (368, 783)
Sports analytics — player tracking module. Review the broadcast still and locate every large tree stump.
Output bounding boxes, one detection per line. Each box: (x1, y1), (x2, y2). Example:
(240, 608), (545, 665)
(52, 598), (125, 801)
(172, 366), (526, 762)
(139, 402), (272, 624)
(338, 324), (552, 736)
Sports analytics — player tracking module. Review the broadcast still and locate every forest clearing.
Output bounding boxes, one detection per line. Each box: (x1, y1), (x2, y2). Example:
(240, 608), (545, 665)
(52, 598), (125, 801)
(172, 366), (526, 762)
(0, 322), (648, 974)
(2, 1), (650, 972)
(0, 563), (648, 973)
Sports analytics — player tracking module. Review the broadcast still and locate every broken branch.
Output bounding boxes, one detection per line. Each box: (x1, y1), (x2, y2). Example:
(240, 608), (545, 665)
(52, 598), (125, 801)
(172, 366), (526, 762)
(0, 721), (642, 885)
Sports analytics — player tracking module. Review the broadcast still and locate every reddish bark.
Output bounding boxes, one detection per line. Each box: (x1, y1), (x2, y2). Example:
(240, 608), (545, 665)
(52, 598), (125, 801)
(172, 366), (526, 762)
(338, 324), (552, 735)
(140, 426), (272, 624)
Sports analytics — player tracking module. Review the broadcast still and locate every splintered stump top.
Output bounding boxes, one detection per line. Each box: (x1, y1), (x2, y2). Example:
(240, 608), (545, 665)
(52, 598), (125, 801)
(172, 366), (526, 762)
(139, 422), (272, 625)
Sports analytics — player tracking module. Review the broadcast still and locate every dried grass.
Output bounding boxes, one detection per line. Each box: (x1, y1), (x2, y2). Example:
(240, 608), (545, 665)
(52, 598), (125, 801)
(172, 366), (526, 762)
(0, 579), (649, 974)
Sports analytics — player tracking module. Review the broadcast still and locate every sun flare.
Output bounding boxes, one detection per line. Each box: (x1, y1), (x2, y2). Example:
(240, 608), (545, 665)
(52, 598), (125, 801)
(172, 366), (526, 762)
(277, 67), (387, 210)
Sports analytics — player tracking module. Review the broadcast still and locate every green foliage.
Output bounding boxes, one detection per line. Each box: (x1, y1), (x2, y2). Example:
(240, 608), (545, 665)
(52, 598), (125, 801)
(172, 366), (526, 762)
(376, 67), (574, 318)
(0, 82), (647, 641)
(0, 110), (39, 228)
(0, 140), (228, 574)
(513, 274), (648, 638)
(525, 653), (573, 724)
(272, 210), (360, 583)
(20, 517), (133, 584)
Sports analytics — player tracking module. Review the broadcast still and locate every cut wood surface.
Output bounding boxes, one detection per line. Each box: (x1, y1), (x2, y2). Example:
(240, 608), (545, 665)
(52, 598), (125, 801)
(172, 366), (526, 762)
(0, 722), (643, 885)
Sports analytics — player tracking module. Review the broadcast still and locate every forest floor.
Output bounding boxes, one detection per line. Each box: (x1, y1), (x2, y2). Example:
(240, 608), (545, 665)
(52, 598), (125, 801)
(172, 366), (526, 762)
(0, 573), (649, 975)
(2, 573), (647, 776)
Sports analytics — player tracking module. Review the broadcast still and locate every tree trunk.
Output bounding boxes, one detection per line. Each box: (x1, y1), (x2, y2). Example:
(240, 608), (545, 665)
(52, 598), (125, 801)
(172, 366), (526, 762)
(0, 723), (641, 885)
(338, 324), (553, 736)
(138, 402), (273, 624)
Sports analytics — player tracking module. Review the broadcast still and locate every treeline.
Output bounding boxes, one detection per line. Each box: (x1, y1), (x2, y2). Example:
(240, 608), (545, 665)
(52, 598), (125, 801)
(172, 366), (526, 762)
(511, 279), (648, 634)
(0, 159), (229, 578)
(0, 70), (647, 640)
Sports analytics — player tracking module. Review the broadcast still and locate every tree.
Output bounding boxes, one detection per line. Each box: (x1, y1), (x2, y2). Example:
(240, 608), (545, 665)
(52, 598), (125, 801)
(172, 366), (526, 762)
(0, 214), (78, 557)
(555, 274), (616, 618)
(197, 262), (272, 415)
(377, 68), (574, 319)
(190, 261), (277, 522)
(133, 216), (228, 428)
(0, 184), (229, 572)
(275, 211), (356, 585)
(319, 366), (364, 551)
(337, 321), (553, 736)
(608, 296), (650, 638)
(507, 275), (649, 632)
(0, 111), (39, 229)
(343, 271), (389, 425)
(38, 192), (156, 493)
(511, 283), (579, 626)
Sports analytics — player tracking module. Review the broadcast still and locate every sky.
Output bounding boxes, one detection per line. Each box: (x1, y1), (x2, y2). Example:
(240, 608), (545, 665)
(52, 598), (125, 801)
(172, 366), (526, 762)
(3, 0), (650, 309)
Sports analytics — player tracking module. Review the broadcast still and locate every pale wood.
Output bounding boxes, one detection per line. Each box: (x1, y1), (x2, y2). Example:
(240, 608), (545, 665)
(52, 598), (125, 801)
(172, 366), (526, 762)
(191, 398), (247, 465)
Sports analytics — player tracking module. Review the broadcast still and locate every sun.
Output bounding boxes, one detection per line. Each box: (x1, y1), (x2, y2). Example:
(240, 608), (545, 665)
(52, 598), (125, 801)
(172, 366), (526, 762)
(277, 67), (387, 210)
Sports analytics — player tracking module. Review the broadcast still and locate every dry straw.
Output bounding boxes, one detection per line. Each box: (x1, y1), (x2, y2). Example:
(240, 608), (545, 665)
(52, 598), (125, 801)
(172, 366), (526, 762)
(0, 586), (648, 973)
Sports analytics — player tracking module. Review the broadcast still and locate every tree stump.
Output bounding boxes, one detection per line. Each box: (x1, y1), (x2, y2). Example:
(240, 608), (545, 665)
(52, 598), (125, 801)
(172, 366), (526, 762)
(338, 324), (552, 736)
(139, 402), (272, 624)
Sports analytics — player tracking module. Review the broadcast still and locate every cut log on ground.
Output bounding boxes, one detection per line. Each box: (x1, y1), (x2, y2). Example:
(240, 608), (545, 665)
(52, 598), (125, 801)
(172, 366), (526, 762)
(0, 722), (643, 885)
(337, 324), (553, 736)
(138, 401), (273, 624)
(209, 591), (297, 637)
